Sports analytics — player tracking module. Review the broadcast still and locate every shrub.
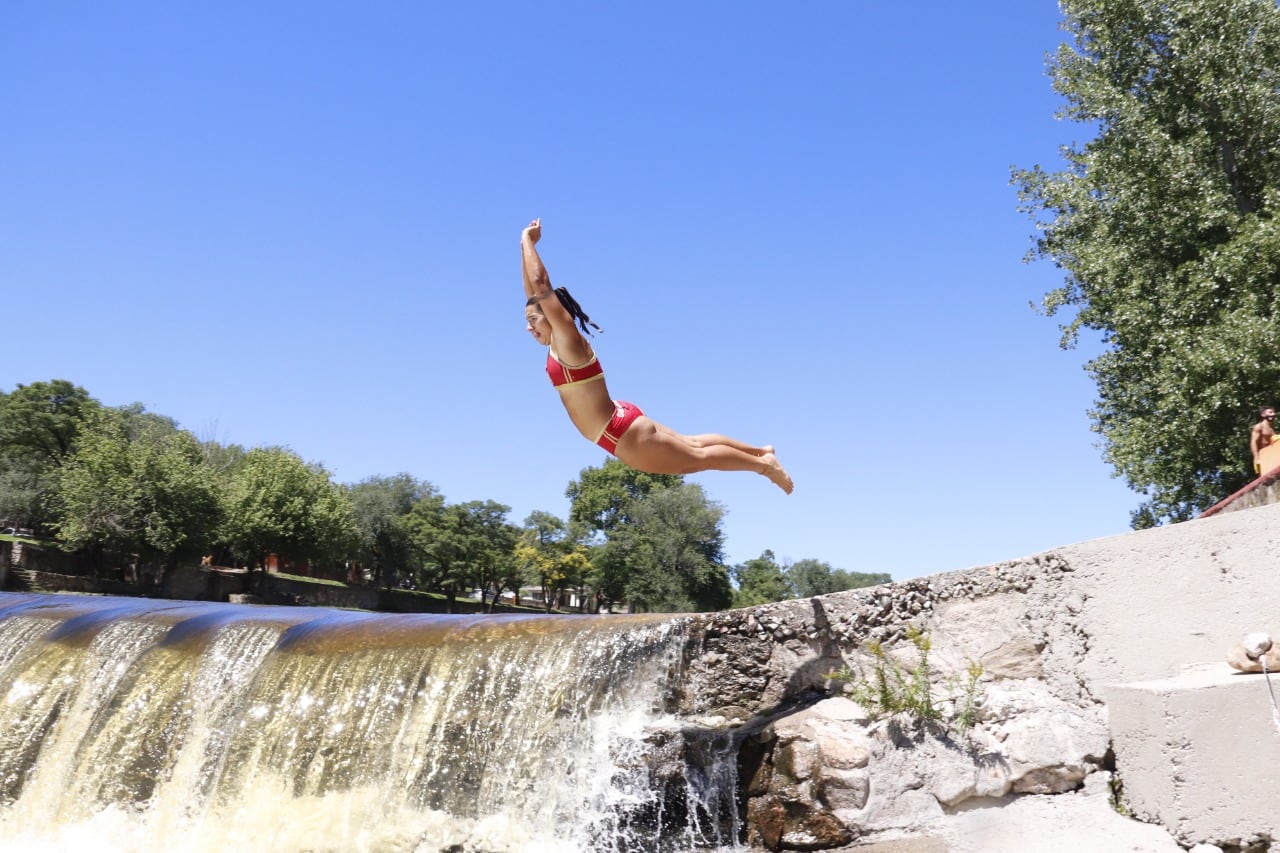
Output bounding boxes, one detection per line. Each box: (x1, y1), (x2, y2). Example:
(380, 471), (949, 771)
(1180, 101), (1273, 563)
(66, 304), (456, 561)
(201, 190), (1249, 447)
(827, 626), (984, 734)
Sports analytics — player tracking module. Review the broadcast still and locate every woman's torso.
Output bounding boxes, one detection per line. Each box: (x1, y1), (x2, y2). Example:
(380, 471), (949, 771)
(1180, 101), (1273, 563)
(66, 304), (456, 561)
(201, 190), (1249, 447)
(548, 344), (616, 439)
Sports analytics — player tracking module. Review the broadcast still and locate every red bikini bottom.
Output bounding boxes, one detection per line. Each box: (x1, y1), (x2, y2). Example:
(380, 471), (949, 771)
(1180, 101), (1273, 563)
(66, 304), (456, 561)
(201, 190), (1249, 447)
(596, 400), (644, 455)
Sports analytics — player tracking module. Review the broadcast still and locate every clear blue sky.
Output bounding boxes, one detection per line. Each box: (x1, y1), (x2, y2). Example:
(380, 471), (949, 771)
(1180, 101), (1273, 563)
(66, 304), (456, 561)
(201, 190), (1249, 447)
(1, 2), (1141, 581)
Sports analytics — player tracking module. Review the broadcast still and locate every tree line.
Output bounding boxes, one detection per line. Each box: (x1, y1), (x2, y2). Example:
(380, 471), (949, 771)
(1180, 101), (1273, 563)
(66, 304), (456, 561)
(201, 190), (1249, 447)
(0, 379), (889, 612)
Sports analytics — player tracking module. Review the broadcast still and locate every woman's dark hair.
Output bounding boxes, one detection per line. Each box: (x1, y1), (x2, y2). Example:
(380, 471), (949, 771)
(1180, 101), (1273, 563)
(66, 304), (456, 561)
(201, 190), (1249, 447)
(534, 286), (602, 336)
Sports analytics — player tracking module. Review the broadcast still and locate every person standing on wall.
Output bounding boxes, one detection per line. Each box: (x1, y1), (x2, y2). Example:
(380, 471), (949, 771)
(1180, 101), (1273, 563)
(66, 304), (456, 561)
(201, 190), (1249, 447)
(1250, 405), (1278, 475)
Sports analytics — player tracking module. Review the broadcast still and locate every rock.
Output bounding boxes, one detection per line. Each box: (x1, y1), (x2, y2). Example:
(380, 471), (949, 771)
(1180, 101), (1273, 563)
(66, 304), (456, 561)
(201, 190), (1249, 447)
(856, 784), (945, 836)
(1243, 632), (1273, 658)
(818, 767), (869, 811)
(980, 638), (1045, 680)
(781, 810), (855, 851)
(998, 707), (1107, 794)
(1226, 641), (1280, 673)
(933, 769), (1012, 809)
(748, 795), (788, 850)
(819, 737), (870, 770)
(1013, 767), (1084, 795)
(926, 729), (1013, 807)
(747, 795), (855, 851)
(776, 739), (820, 782)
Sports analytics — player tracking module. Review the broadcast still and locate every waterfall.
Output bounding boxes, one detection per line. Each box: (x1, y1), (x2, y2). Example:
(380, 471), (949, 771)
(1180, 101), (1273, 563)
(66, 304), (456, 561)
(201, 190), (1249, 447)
(0, 592), (741, 852)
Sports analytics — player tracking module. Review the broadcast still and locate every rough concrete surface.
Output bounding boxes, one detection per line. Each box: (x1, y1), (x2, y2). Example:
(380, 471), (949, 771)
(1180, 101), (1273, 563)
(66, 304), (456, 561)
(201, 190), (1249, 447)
(1052, 501), (1280, 695)
(926, 502), (1280, 851)
(1108, 664), (1280, 848)
(685, 501), (1280, 851)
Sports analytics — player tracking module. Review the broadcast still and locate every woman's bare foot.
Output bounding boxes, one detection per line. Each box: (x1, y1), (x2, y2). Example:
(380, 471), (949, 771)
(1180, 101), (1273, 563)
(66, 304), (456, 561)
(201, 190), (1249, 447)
(760, 453), (793, 494)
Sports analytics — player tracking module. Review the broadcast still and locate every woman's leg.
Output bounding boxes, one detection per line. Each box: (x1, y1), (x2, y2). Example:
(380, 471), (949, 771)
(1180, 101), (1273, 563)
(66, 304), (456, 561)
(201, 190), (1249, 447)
(618, 419), (793, 493)
(654, 423), (773, 456)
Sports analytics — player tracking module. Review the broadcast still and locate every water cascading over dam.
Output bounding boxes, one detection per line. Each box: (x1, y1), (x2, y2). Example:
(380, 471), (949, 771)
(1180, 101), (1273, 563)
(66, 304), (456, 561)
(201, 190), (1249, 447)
(0, 592), (739, 852)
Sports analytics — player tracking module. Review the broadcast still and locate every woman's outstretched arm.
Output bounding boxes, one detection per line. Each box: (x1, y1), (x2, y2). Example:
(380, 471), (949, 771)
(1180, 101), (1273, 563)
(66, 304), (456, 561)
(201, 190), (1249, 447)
(519, 218), (590, 361)
(521, 218), (552, 300)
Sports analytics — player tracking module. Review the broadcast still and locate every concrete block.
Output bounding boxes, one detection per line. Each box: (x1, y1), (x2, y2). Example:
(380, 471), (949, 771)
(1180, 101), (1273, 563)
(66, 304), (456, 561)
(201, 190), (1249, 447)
(1107, 664), (1280, 849)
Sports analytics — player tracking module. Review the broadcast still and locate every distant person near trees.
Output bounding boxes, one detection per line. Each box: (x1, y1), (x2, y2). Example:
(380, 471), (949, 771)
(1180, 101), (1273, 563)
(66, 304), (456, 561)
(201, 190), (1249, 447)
(1250, 406), (1278, 475)
(520, 218), (793, 494)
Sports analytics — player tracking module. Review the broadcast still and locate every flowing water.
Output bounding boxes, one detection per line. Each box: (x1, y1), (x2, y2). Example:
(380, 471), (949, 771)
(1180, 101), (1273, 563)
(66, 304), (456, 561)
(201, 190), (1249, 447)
(0, 592), (740, 852)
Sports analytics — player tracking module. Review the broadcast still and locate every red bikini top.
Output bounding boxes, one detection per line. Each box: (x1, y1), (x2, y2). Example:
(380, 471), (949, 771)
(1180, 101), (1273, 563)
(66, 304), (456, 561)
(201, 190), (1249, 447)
(546, 349), (604, 388)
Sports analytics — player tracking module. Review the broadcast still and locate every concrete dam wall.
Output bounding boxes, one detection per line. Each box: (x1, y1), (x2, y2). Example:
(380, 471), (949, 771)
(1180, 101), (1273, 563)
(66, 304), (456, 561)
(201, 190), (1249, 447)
(676, 500), (1280, 850)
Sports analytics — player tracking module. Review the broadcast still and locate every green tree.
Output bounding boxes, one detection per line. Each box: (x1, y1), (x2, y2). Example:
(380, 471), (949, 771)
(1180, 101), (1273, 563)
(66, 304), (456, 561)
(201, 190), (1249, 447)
(523, 509), (568, 547)
(0, 457), (44, 533)
(519, 510), (569, 610)
(465, 500), (518, 609)
(566, 459), (682, 535)
(220, 447), (355, 570)
(731, 550), (791, 608)
(787, 559), (834, 598)
(611, 483), (731, 612)
(481, 546), (524, 612)
(405, 499), (513, 611)
(0, 380), (100, 531)
(349, 473), (436, 588)
(53, 406), (221, 573)
(514, 537), (552, 606)
(566, 461), (685, 611)
(0, 380), (99, 459)
(516, 510), (595, 611)
(1015, 0), (1280, 525)
(523, 540), (591, 613)
(732, 553), (890, 606)
(554, 547), (593, 612)
(586, 540), (632, 614)
(401, 492), (446, 590)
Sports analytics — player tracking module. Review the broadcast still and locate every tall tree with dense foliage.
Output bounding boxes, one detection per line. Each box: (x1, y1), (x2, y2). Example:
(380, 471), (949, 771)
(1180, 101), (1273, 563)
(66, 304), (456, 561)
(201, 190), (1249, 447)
(519, 509), (595, 610)
(220, 446), (356, 570)
(566, 459), (683, 535)
(518, 510), (569, 610)
(0, 380), (100, 530)
(517, 519), (592, 612)
(731, 550), (791, 608)
(1015, 0), (1280, 526)
(53, 406), (221, 573)
(349, 473), (436, 589)
(406, 499), (514, 611)
(0, 380), (99, 459)
(610, 483), (731, 612)
(566, 460), (684, 610)
(465, 500), (519, 609)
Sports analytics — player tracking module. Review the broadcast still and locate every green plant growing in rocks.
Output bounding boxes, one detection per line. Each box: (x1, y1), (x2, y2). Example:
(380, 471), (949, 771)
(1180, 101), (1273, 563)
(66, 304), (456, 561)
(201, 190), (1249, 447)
(950, 659), (985, 734)
(827, 626), (985, 734)
(1108, 773), (1131, 818)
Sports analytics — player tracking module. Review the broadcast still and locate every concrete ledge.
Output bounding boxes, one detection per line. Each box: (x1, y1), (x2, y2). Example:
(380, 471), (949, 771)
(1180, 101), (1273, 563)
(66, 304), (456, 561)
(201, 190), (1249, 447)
(1107, 664), (1280, 849)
